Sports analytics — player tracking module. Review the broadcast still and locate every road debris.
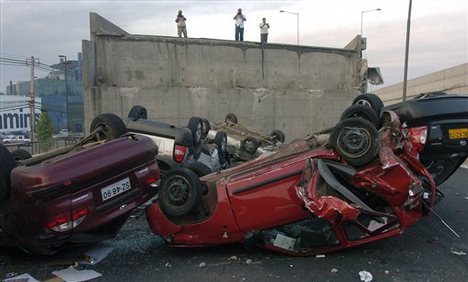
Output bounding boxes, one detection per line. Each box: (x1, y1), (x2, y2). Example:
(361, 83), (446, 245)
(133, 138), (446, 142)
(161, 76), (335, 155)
(359, 270), (373, 282)
(4, 273), (40, 282)
(165, 262), (172, 267)
(289, 264), (294, 268)
(229, 255), (238, 260)
(81, 247), (114, 265)
(384, 270), (390, 275)
(315, 254), (325, 258)
(52, 266), (102, 282)
(245, 259), (253, 264)
(450, 250), (467, 256)
(331, 268), (338, 273)
(199, 262), (207, 268)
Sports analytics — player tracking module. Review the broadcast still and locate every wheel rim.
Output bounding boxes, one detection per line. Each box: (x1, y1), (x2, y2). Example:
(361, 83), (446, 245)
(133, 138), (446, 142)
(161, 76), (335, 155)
(355, 99), (372, 108)
(336, 127), (371, 158)
(166, 177), (190, 207)
(244, 139), (256, 152)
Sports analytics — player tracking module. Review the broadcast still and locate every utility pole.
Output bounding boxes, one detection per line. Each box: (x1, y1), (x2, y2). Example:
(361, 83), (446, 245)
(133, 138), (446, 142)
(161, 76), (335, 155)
(28, 56), (36, 148)
(402, 0), (412, 101)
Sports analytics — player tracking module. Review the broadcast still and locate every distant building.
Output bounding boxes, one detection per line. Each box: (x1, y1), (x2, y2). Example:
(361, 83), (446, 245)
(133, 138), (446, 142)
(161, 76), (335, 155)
(4, 53), (84, 133)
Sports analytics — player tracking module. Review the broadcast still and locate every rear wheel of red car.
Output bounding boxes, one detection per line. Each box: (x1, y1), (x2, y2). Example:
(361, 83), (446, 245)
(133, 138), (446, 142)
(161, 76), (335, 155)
(270, 129), (286, 144)
(128, 105), (147, 121)
(330, 117), (379, 167)
(225, 113), (238, 124)
(159, 168), (203, 217)
(0, 144), (16, 200)
(90, 113), (128, 141)
(352, 93), (384, 116)
(12, 149), (32, 162)
(340, 104), (380, 128)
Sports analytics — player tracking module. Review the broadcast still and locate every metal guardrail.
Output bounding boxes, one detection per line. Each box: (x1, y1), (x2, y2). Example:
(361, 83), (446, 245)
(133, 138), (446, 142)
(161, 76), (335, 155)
(2, 137), (83, 155)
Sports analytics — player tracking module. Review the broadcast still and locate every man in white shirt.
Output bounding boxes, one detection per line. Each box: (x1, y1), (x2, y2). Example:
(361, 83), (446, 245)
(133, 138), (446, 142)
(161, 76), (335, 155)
(233, 8), (246, 41)
(175, 10), (187, 38)
(259, 18), (270, 44)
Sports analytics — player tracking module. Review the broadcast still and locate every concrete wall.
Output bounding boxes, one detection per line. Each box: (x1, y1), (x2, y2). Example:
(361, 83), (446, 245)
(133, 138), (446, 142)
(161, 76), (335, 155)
(82, 13), (367, 140)
(374, 63), (468, 104)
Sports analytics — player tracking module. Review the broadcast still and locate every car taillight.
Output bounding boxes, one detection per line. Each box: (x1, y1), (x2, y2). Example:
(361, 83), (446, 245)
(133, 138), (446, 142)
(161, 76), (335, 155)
(46, 207), (89, 232)
(173, 144), (187, 163)
(408, 126), (427, 153)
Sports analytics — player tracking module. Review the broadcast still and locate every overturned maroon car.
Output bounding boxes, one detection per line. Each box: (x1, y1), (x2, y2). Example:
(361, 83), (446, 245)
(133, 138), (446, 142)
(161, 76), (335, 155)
(146, 107), (449, 256)
(0, 114), (160, 254)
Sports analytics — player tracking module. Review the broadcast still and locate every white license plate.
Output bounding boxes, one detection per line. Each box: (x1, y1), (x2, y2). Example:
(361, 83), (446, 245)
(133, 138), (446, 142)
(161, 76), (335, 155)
(101, 177), (131, 201)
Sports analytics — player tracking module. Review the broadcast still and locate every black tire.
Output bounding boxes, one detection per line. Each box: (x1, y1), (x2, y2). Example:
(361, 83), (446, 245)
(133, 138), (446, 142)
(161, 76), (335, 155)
(90, 113), (127, 141)
(128, 105), (147, 121)
(241, 137), (260, 154)
(202, 118), (211, 139)
(330, 117), (379, 167)
(158, 168), (203, 217)
(352, 93), (384, 116)
(214, 131), (230, 167)
(188, 117), (203, 147)
(270, 129), (286, 144)
(225, 113), (238, 124)
(0, 144), (16, 200)
(183, 161), (213, 177)
(12, 149), (32, 161)
(340, 104), (380, 128)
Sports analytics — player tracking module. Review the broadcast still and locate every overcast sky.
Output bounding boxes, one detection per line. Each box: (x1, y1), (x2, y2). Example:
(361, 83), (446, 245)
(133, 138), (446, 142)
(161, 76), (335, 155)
(0, 0), (467, 93)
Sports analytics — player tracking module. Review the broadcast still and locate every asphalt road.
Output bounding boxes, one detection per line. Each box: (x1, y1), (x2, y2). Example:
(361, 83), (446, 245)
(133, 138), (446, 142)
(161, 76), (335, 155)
(1, 168), (467, 282)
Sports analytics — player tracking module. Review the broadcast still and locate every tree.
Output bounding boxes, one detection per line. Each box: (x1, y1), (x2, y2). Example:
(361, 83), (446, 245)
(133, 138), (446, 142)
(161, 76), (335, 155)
(35, 108), (54, 151)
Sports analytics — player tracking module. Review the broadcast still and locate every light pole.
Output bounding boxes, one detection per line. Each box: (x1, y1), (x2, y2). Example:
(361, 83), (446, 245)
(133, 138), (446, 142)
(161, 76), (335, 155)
(360, 8), (381, 37)
(280, 10), (299, 45)
(59, 55), (69, 133)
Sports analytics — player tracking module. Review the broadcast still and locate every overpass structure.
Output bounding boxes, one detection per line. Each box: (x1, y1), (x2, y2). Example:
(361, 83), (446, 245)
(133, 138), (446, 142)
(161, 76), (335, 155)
(82, 13), (376, 139)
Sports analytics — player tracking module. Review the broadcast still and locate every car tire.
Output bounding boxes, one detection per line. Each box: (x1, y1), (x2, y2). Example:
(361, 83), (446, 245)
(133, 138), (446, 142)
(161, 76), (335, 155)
(352, 93), (384, 117)
(128, 105), (147, 121)
(214, 131), (230, 167)
(158, 168), (204, 217)
(188, 117), (203, 147)
(202, 118), (211, 139)
(330, 117), (379, 167)
(340, 104), (380, 128)
(270, 129), (286, 144)
(12, 149), (32, 161)
(0, 144), (16, 200)
(225, 113), (238, 124)
(241, 137), (260, 154)
(90, 113), (128, 141)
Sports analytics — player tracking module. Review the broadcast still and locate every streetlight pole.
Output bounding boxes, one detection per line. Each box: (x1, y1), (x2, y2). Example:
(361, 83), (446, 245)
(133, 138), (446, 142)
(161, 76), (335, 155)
(402, 0), (413, 101)
(59, 55), (69, 133)
(360, 8), (381, 37)
(280, 10), (299, 45)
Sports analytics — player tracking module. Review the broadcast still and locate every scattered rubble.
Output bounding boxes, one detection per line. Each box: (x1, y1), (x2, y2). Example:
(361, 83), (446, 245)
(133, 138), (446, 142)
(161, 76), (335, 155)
(199, 262), (207, 268)
(450, 250), (467, 256)
(245, 259), (253, 264)
(359, 270), (373, 282)
(331, 268), (338, 273)
(52, 266), (102, 282)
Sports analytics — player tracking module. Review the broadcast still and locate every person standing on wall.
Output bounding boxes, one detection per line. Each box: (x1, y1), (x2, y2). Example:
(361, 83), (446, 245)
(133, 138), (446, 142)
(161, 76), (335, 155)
(175, 10), (187, 38)
(259, 18), (270, 44)
(234, 8), (246, 41)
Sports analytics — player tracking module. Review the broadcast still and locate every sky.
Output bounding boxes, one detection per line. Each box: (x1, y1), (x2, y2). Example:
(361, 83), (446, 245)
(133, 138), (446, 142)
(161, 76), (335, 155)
(0, 0), (467, 93)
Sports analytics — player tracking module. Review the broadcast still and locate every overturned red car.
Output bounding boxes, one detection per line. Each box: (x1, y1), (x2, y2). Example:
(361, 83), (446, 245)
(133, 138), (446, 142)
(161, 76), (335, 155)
(146, 109), (440, 256)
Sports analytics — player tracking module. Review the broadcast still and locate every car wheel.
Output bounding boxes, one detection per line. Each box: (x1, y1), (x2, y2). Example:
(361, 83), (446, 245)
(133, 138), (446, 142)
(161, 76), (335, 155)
(188, 117), (203, 147)
(202, 118), (211, 139)
(340, 104), (380, 128)
(90, 113), (128, 141)
(158, 168), (203, 217)
(270, 129), (286, 144)
(214, 131), (230, 166)
(184, 161), (213, 177)
(241, 137), (260, 154)
(352, 93), (384, 116)
(12, 149), (32, 162)
(330, 117), (379, 167)
(0, 144), (16, 199)
(225, 113), (238, 124)
(128, 105), (147, 121)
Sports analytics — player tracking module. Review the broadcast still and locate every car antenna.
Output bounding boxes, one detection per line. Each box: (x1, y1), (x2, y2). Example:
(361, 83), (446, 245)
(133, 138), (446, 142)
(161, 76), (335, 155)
(427, 206), (460, 238)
